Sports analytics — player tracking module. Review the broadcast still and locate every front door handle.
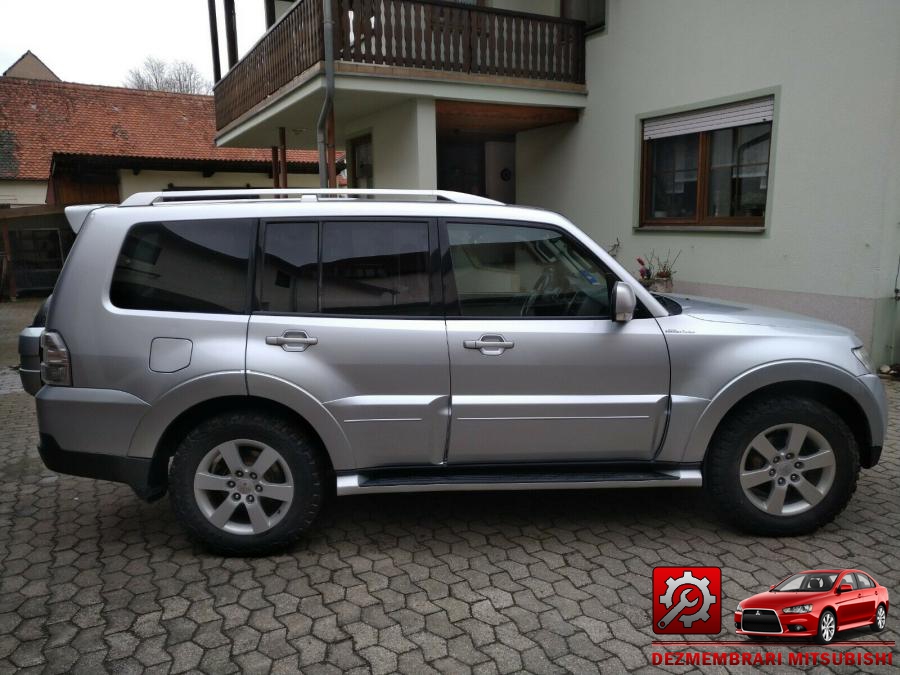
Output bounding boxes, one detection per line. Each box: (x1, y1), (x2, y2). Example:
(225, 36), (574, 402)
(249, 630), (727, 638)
(463, 334), (514, 355)
(266, 330), (318, 352)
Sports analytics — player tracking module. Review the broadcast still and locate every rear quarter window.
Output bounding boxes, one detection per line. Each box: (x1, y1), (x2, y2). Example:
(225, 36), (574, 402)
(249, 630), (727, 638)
(110, 220), (254, 313)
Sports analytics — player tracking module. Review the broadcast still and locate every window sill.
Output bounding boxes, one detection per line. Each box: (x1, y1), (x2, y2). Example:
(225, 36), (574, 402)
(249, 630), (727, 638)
(636, 225), (765, 234)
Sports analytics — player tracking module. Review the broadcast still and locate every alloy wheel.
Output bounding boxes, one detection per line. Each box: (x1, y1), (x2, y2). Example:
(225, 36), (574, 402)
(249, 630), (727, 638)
(193, 439), (294, 535)
(877, 605), (886, 630)
(820, 612), (836, 643)
(739, 423), (836, 516)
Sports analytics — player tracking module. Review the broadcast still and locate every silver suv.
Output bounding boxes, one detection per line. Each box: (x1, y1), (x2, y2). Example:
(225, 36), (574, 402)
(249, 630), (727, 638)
(20, 189), (887, 554)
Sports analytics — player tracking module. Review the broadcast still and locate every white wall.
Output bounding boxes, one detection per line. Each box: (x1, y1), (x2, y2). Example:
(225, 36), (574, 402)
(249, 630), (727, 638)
(118, 169), (319, 198)
(516, 0), (900, 357)
(344, 99), (437, 189)
(0, 180), (48, 206)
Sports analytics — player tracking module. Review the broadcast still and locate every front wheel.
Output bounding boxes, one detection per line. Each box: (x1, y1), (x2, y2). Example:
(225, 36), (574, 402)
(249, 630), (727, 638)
(705, 397), (859, 536)
(815, 610), (837, 645)
(169, 412), (325, 555)
(871, 604), (887, 632)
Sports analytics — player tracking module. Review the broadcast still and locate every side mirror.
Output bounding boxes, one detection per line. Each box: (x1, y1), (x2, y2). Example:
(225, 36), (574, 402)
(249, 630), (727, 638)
(769, 585), (775, 591)
(838, 583), (853, 594)
(612, 281), (636, 322)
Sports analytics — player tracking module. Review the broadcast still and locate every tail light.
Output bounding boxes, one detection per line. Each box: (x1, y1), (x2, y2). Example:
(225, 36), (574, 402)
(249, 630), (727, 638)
(40, 331), (72, 386)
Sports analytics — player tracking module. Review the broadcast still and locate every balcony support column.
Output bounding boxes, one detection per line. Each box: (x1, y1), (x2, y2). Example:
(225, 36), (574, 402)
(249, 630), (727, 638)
(278, 127), (288, 190)
(206, 0), (222, 82)
(271, 146), (280, 188)
(223, 0), (239, 69)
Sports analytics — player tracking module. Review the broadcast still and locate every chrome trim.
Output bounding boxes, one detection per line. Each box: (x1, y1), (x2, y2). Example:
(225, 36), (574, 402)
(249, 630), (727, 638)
(336, 468), (702, 496)
(739, 608), (784, 635)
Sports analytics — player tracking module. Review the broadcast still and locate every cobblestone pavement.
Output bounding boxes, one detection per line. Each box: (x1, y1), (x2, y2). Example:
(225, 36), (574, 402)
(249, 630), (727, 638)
(0, 300), (897, 674)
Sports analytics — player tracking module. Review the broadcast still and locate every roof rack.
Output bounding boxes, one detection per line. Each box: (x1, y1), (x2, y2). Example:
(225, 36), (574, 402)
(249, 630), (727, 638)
(120, 188), (504, 207)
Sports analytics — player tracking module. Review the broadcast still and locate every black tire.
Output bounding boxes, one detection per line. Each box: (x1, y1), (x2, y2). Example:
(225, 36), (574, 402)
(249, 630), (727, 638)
(871, 603), (887, 632)
(815, 609), (837, 645)
(705, 397), (859, 536)
(169, 412), (325, 555)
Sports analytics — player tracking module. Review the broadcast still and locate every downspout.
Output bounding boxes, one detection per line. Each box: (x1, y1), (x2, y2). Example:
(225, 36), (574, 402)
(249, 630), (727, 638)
(317, 0), (335, 188)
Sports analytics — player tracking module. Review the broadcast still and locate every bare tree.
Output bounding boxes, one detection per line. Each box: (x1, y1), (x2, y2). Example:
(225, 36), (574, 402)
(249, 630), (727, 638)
(125, 57), (211, 95)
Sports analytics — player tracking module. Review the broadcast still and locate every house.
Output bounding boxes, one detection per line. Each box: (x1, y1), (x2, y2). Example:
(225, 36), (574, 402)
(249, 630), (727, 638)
(0, 54), (342, 296)
(205, 0), (900, 365)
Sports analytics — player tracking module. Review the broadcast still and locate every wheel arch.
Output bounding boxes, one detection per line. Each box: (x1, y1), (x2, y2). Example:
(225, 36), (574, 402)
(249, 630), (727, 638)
(685, 362), (879, 467)
(145, 395), (340, 496)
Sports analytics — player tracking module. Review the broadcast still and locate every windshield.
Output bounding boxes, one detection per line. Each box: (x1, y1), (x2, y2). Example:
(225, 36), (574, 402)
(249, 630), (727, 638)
(774, 573), (837, 592)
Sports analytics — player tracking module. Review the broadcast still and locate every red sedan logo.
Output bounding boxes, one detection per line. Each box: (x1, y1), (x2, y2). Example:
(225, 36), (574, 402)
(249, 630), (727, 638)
(735, 569), (889, 644)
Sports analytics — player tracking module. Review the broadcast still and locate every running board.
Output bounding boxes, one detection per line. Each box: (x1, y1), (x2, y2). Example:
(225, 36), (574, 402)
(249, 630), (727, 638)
(336, 468), (702, 495)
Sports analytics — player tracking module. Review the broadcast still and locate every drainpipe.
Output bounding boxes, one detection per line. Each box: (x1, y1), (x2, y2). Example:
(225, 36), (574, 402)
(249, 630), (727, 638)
(317, 0), (335, 188)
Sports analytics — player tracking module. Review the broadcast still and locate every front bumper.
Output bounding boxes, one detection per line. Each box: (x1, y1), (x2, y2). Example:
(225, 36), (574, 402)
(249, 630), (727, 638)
(734, 611), (816, 636)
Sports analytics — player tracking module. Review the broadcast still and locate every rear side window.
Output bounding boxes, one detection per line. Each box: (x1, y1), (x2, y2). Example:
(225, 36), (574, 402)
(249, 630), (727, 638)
(258, 220), (432, 316)
(855, 573), (874, 589)
(110, 220), (253, 313)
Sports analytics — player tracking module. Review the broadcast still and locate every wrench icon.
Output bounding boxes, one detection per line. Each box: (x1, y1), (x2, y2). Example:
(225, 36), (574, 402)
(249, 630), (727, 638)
(657, 588), (698, 629)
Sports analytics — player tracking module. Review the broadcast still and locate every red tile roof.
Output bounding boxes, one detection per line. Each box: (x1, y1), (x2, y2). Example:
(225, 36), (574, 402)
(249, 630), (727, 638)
(0, 77), (325, 181)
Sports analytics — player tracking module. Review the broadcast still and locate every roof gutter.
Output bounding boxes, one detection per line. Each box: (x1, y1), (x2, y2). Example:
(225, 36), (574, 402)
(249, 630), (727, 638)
(316, 0), (335, 188)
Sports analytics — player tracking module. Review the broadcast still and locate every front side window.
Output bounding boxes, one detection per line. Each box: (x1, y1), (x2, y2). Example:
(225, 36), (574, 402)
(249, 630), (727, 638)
(447, 221), (611, 318)
(110, 220), (253, 313)
(641, 97), (773, 228)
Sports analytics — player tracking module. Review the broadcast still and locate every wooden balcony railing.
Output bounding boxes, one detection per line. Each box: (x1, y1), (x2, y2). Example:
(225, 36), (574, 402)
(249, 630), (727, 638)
(215, 0), (585, 131)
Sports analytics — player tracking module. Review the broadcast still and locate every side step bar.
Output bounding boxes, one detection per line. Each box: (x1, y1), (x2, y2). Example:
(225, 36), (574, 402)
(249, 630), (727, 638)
(336, 468), (702, 495)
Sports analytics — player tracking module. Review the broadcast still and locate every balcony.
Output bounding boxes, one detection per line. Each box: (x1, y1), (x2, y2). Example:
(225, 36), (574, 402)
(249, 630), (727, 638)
(214, 0), (586, 134)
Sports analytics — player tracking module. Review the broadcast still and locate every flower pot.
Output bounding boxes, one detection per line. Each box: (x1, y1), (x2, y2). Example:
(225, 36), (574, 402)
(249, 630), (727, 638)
(653, 277), (673, 293)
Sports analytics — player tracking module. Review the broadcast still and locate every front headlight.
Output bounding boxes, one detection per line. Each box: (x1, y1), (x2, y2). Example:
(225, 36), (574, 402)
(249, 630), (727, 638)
(853, 346), (874, 374)
(736, 604), (743, 613)
(782, 604), (813, 614)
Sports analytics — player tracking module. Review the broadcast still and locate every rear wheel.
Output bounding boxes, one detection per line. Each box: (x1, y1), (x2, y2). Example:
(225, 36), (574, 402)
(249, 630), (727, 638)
(871, 604), (887, 632)
(170, 412), (325, 555)
(815, 609), (837, 645)
(706, 397), (859, 536)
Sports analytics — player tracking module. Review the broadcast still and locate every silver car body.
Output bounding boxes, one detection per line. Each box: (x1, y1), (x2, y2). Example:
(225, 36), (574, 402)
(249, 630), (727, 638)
(25, 190), (887, 499)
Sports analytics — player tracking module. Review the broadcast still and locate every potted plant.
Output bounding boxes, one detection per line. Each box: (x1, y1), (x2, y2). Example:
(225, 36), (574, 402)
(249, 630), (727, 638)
(636, 250), (681, 293)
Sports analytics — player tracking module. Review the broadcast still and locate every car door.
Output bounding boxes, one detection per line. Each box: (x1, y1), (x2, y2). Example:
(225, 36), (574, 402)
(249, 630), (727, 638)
(443, 219), (670, 464)
(246, 218), (450, 469)
(852, 573), (878, 624)
(835, 572), (862, 626)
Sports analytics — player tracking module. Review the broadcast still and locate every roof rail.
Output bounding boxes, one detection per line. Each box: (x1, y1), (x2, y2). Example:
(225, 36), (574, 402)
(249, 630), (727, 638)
(120, 188), (504, 207)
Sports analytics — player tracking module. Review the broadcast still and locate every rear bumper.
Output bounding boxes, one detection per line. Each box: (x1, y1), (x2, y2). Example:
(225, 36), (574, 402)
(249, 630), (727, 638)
(38, 433), (164, 501)
(18, 326), (43, 395)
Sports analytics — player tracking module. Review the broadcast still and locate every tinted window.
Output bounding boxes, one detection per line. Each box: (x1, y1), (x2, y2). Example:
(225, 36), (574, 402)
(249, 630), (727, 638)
(259, 222), (318, 313)
(111, 220), (253, 313)
(321, 221), (430, 315)
(448, 222), (611, 318)
(855, 573), (874, 589)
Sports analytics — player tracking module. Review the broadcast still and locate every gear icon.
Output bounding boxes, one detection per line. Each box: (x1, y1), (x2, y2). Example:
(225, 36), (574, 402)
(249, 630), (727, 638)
(658, 570), (717, 628)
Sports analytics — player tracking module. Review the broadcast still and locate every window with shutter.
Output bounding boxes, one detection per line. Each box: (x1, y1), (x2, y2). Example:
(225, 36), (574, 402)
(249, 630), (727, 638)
(640, 97), (774, 229)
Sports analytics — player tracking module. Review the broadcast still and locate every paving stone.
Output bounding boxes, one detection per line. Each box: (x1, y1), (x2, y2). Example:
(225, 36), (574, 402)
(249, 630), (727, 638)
(0, 297), (898, 675)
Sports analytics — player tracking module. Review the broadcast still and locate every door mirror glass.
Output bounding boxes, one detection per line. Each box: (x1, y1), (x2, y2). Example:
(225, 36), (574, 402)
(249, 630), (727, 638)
(612, 281), (636, 322)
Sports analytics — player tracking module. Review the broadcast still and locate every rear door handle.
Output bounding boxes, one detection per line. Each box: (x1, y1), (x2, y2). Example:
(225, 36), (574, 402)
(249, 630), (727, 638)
(266, 330), (318, 352)
(463, 334), (514, 355)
